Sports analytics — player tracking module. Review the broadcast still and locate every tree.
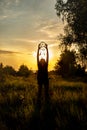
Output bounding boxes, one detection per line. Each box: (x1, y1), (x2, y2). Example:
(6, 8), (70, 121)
(55, 0), (87, 71)
(55, 50), (77, 77)
(55, 0), (87, 44)
(17, 65), (31, 77)
(3, 65), (16, 76)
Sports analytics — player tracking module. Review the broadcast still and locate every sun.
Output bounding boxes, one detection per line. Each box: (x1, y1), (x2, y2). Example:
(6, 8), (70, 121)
(32, 48), (54, 70)
(32, 49), (53, 61)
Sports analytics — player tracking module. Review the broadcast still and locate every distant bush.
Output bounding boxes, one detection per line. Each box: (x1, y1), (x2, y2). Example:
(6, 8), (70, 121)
(17, 64), (31, 77)
(3, 65), (16, 76)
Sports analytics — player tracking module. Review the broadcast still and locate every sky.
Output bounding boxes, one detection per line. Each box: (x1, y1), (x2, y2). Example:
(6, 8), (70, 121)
(0, 0), (65, 71)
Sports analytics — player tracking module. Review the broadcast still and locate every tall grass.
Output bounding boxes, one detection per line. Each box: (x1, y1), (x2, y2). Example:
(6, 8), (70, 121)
(0, 74), (87, 130)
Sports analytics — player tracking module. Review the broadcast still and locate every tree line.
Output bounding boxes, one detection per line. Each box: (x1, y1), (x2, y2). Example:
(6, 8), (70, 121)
(0, 63), (32, 79)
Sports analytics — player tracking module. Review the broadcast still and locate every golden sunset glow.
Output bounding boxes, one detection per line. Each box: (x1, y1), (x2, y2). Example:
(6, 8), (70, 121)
(0, 0), (64, 71)
(31, 46), (56, 70)
(49, 49), (53, 61)
(32, 51), (37, 58)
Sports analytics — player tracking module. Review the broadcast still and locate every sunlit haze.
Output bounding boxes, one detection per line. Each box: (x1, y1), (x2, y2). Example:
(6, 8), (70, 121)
(0, 0), (64, 71)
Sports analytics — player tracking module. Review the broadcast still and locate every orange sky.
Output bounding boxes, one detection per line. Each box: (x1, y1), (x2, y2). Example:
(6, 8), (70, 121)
(0, 0), (65, 71)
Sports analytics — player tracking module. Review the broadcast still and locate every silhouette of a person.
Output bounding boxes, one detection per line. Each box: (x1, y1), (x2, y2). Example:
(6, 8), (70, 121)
(37, 43), (49, 104)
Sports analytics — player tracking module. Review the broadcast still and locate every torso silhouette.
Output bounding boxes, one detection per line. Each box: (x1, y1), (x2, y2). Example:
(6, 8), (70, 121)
(37, 58), (48, 85)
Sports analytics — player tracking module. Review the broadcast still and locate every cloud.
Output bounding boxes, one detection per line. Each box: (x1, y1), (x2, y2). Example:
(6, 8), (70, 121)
(0, 0), (63, 51)
(0, 15), (8, 20)
(0, 0), (23, 20)
(15, 38), (36, 44)
(0, 49), (21, 55)
(48, 43), (58, 48)
(36, 19), (64, 39)
(0, 0), (60, 40)
(0, 12), (24, 20)
(0, 0), (20, 7)
(15, 0), (20, 5)
(14, 38), (59, 47)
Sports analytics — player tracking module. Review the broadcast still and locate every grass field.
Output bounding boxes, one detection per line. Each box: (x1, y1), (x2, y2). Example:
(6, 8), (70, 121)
(0, 74), (87, 130)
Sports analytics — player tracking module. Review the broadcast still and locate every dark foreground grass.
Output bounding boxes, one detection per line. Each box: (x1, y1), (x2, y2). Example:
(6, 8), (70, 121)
(0, 74), (87, 130)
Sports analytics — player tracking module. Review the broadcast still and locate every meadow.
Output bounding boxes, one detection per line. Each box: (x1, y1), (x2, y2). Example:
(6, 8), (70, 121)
(0, 73), (87, 130)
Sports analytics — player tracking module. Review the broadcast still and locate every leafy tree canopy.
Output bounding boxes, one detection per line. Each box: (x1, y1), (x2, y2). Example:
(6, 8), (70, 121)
(55, 50), (77, 77)
(55, 0), (87, 72)
(55, 0), (87, 44)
